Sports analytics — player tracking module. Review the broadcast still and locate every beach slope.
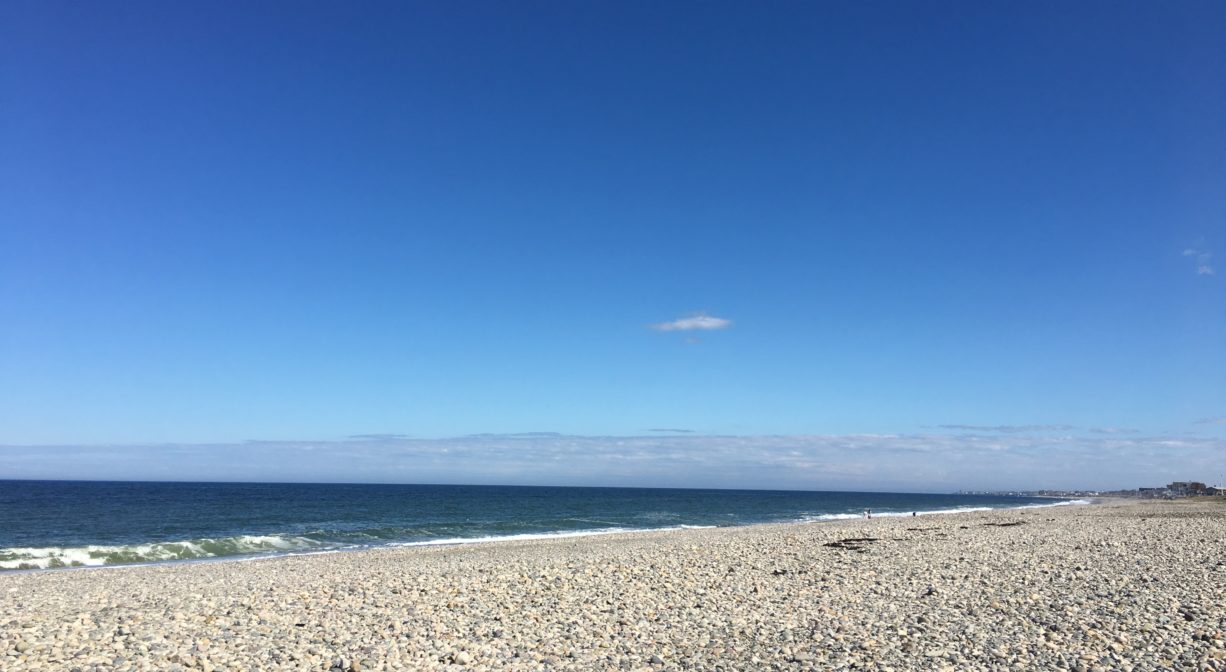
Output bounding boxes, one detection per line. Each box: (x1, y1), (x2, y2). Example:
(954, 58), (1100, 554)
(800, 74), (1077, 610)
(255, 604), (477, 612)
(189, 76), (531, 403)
(3, 499), (1224, 671)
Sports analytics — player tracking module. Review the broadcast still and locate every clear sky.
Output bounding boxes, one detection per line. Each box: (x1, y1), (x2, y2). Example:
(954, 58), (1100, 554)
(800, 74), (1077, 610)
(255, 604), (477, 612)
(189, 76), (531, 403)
(1, 2), (1223, 490)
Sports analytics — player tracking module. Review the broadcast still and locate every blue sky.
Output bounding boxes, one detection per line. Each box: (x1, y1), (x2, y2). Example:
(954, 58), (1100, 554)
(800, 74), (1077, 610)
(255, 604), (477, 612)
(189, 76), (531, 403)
(1, 2), (1223, 489)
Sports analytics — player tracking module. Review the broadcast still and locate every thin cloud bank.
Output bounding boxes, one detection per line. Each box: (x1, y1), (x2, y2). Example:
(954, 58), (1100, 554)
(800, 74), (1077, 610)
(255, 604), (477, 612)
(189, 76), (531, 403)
(1088, 427), (1141, 435)
(1183, 247), (1215, 276)
(2, 432), (1221, 492)
(937, 424), (1075, 433)
(1195, 417), (1226, 426)
(650, 314), (732, 331)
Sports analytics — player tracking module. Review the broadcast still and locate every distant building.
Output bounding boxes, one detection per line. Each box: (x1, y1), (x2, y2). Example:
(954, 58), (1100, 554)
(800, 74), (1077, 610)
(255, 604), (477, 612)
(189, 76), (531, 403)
(1167, 482), (1208, 497)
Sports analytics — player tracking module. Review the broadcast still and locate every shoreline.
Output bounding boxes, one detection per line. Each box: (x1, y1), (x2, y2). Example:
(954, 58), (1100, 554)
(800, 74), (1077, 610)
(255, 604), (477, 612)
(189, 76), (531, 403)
(5, 498), (1224, 671)
(0, 497), (1093, 575)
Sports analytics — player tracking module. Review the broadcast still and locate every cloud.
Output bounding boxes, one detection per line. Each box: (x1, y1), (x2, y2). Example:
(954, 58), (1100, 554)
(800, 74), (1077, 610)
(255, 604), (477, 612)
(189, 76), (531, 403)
(650, 314), (732, 332)
(1183, 247), (1214, 275)
(1194, 417), (1226, 425)
(1088, 427), (1140, 435)
(3, 432), (1221, 492)
(465, 432), (564, 438)
(349, 433), (411, 441)
(649, 428), (695, 433)
(937, 424), (1076, 433)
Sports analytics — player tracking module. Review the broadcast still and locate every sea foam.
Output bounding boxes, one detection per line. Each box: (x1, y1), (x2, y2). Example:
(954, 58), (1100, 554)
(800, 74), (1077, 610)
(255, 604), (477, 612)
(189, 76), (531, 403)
(0, 534), (323, 570)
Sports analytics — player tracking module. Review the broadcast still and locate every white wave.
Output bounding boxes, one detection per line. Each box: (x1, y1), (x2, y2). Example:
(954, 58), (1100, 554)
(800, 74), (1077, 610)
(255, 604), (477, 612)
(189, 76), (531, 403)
(0, 546), (106, 569)
(0, 534), (322, 570)
(799, 513), (865, 522)
(911, 506), (995, 516)
(390, 527), (633, 547)
(793, 498), (1089, 525)
(388, 524), (718, 549)
(1016, 498), (1092, 508)
(635, 511), (681, 521)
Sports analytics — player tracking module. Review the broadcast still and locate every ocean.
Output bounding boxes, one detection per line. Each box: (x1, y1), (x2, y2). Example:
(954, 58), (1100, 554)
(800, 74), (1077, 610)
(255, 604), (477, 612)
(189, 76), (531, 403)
(0, 480), (1084, 571)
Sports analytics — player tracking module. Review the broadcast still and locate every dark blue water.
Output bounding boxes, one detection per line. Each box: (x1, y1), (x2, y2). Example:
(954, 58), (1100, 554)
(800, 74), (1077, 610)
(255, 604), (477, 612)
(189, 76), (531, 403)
(0, 480), (1081, 570)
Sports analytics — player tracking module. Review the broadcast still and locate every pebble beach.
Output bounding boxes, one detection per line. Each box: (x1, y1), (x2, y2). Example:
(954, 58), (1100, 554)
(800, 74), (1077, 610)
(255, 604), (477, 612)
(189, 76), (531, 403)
(3, 498), (1224, 672)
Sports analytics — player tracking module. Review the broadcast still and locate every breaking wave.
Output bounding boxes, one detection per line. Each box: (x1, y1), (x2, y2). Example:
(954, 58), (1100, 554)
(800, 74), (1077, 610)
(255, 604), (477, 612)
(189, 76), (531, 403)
(0, 526), (728, 571)
(388, 524), (718, 548)
(0, 535), (326, 570)
(796, 498), (1090, 523)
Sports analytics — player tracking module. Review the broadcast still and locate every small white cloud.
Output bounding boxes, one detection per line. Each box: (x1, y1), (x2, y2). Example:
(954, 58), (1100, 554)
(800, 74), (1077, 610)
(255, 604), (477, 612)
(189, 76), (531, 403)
(1184, 247), (1214, 276)
(651, 314), (732, 332)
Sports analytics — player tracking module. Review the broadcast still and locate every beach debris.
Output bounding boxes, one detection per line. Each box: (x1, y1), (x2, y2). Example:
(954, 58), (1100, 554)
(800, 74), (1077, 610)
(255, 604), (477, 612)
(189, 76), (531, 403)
(982, 521), (1026, 527)
(921, 585), (938, 597)
(824, 537), (878, 552)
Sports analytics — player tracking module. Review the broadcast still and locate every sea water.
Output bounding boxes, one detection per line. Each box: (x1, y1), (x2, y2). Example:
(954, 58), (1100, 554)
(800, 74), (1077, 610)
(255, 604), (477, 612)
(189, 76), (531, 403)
(0, 480), (1084, 570)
